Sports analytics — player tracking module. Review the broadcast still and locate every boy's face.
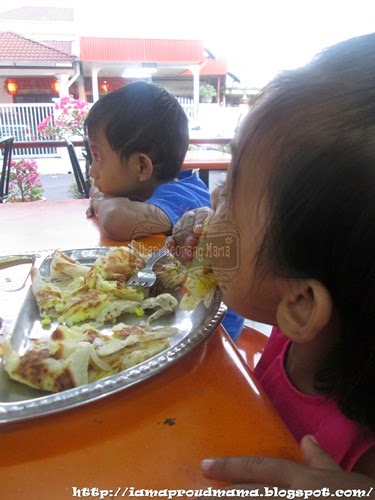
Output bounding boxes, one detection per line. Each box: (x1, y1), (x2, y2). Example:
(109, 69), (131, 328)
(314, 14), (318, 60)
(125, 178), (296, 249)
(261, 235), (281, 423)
(88, 129), (140, 198)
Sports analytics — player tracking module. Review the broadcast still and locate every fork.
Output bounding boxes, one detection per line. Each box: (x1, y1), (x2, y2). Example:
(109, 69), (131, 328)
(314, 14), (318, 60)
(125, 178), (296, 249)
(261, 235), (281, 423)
(126, 246), (171, 287)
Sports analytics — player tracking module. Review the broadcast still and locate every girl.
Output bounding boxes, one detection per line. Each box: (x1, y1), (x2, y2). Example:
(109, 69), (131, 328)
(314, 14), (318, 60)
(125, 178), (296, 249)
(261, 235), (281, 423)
(167, 32), (375, 490)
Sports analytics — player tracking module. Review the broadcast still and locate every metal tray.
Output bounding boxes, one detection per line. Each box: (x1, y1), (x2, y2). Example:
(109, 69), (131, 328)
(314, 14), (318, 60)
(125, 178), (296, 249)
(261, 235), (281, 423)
(0, 248), (226, 424)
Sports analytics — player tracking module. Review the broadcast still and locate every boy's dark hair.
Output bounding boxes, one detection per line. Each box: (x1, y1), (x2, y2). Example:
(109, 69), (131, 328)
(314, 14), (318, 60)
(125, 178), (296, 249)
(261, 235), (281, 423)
(234, 33), (375, 433)
(84, 81), (189, 180)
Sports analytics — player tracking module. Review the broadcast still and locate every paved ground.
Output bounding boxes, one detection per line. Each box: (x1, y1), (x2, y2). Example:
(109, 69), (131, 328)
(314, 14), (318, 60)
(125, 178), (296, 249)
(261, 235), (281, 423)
(39, 173), (76, 200)
(35, 154), (82, 200)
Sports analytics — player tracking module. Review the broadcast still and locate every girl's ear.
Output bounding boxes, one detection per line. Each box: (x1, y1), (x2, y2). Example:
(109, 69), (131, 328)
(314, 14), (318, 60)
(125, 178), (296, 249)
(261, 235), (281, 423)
(129, 153), (154, 181)
(276, 279), (333, 343)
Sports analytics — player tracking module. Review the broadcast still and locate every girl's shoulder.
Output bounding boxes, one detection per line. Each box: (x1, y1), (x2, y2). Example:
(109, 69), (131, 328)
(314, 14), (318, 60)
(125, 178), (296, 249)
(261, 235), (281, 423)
(253, 328), (375, 472)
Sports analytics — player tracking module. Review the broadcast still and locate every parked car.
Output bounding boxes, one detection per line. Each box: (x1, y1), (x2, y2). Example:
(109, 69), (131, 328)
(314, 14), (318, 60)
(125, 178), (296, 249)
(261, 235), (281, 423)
(0, 124), (33, 141)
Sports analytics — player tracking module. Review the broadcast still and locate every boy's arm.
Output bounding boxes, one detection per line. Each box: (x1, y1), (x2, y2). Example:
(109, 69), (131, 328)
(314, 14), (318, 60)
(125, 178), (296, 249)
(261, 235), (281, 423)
(96, 197), (172, 241)
(86, 184), (102, 218)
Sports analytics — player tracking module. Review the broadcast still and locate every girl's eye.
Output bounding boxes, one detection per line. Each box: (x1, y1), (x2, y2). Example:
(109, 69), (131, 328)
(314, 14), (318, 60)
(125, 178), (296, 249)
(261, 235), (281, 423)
(93, 153), (102, 162)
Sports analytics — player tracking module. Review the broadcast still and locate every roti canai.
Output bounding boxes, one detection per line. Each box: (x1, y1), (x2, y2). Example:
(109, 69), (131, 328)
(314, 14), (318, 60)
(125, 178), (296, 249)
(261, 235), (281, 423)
(3, 241), (217, 393)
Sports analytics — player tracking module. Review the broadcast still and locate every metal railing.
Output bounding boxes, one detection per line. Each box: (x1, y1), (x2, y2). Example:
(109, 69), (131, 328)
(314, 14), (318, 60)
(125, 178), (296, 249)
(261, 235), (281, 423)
(0, 103), (56, 156)
(177, 97), (196, 121)
(0, 101), (199, 157)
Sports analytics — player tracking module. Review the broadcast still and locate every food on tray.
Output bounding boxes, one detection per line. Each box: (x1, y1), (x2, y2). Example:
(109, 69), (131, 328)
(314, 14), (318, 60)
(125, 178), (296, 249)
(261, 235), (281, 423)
(3, 241), (217, 393)
(31, 242), (216, 326)
(31, 244), (180, 326)
(49, 250), (91, 279)
(3, 323), (177, 392)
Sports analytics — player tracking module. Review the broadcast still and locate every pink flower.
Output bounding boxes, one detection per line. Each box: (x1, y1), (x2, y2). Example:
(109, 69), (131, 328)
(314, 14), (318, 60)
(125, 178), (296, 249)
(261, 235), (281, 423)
(38, 96), (91, 140)
(8, 159), (44, 202)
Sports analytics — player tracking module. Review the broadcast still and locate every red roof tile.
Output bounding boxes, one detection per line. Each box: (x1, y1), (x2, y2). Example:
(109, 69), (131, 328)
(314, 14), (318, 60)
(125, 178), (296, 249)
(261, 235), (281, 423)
(0, 31), (75, 63)
(41, 40), (73, 55)
(0, 6), (73, 22)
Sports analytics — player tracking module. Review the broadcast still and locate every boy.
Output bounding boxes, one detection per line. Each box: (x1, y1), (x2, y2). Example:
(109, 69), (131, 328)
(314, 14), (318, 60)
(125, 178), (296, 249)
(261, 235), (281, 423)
(85, 81), (210, 241)
(85, 81), (244, 341)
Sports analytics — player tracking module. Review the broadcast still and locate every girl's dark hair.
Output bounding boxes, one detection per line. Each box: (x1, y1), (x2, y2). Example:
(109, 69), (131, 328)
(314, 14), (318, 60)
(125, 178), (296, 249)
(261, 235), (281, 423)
(235, 33), (375, 432)
(84, 81), (189, 180)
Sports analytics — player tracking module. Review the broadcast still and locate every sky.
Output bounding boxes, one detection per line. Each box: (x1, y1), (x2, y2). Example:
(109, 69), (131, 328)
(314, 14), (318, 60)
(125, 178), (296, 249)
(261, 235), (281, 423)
(77, 0), (375, 86)
(2, 0), (375, 87)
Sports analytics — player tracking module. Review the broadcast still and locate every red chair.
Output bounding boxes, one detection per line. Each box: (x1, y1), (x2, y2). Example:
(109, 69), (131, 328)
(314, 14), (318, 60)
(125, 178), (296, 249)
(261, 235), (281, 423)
(235, 325), (269, 371)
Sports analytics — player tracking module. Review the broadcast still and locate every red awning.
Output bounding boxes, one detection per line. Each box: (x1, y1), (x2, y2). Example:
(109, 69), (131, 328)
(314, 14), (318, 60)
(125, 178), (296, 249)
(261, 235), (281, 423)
(80, 37), (205, 64)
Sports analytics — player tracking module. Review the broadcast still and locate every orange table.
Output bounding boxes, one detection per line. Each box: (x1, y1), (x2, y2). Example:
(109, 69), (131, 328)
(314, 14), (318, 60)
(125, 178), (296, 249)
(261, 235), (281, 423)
(0, 199), (158, 255)
(0, 199), (300, 499)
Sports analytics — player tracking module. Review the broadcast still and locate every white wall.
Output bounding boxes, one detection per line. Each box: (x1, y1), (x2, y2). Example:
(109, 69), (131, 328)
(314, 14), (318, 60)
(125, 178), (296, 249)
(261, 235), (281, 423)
(191, 104), (248, 138)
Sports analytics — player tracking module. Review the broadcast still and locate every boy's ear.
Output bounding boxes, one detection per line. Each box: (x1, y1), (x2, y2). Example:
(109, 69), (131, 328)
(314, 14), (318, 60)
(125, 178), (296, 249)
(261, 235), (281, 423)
(130, 153), (154, 181)
(276, 279), (332, 343)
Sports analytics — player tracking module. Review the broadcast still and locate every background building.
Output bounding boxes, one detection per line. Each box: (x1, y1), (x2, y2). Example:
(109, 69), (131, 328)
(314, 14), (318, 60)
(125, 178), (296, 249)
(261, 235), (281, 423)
(0, 6), (233, 105)
(0, 5), (255, 142)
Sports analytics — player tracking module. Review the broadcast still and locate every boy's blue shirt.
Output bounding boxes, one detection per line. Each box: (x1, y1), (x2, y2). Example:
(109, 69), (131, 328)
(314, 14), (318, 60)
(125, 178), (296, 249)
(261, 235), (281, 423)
(145, 169), (210, 226)
(145, 169), (244, 342)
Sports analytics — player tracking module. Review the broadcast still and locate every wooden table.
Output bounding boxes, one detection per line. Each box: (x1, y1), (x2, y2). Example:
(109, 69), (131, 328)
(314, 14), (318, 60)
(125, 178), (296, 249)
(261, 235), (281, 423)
(0, 200), (300, 499)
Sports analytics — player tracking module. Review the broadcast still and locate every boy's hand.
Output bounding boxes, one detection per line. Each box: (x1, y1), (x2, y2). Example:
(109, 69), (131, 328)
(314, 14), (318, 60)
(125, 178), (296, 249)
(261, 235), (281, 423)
(86, 185), (103, 218)
(86, 202), (95, 218)
(165, 207), (212, 261)
(200, 435), (375, 496)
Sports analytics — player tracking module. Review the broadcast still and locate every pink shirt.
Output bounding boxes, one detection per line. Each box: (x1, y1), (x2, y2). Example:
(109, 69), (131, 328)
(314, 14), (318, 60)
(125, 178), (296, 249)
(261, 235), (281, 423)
(253, 327), (375, 471)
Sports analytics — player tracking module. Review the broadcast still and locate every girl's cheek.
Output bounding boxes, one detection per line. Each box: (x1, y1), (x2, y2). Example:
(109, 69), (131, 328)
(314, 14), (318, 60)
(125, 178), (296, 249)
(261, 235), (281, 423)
(212, 197), (229, 221)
